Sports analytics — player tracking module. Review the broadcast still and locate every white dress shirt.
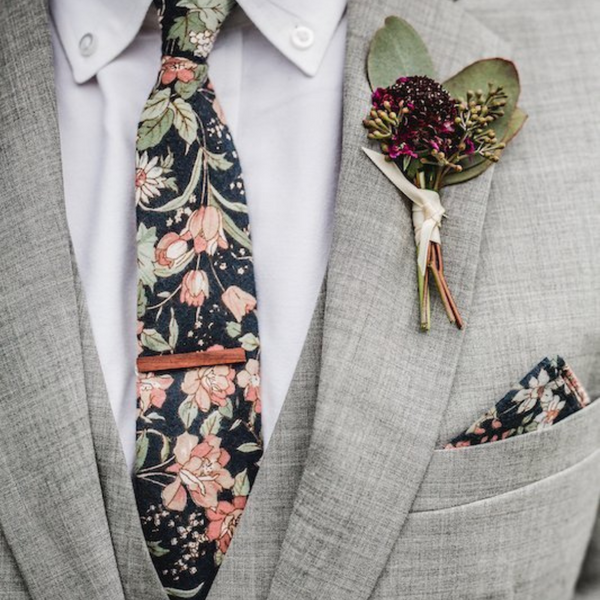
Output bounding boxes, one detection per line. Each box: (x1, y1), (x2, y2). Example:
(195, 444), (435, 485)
(50, 0), (347, 471)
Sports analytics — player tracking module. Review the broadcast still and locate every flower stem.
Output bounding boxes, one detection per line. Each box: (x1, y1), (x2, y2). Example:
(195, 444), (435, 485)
(135, 473), (175, 487)
(418, 244), (431, 331)
(429, 259), (455, 325)
(147, 286), (182, 311)
(136, 455), (175, 474)
(430, 243), (464, 329)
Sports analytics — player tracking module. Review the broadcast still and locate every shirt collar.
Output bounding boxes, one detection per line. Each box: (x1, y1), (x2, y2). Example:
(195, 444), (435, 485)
(50, 0), (347, 83)
(237, 0), (347, 77)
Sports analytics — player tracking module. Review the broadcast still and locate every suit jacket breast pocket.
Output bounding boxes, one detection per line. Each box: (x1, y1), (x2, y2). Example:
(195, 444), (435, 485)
(371, 392), (600, 600)
(416, 394), (600, 512)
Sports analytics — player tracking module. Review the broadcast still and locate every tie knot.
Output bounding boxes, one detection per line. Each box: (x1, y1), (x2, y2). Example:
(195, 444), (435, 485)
(154, 0), (236, 62)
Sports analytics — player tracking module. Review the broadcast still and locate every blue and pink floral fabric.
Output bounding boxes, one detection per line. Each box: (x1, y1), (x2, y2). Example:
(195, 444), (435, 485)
(446, 356), (591, 448)
(133, 1), (262, 598)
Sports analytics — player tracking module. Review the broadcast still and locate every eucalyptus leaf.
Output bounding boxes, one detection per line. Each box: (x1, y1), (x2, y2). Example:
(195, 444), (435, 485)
(440, 59), (522, 187)
(367, 16), (436, 90)
(443, 157), (494, 186)
(503, 105), (528, 145)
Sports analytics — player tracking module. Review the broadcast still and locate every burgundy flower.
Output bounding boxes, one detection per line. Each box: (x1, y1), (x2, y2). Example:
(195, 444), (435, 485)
(463, 137), (476, 155)
(369, 75), (467, 162)
(387, 76), (458, 159)
(371, 86), (401, 112)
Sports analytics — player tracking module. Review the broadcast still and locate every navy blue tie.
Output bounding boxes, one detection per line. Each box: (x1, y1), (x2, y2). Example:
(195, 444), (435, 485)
(133, 1), (263, 597)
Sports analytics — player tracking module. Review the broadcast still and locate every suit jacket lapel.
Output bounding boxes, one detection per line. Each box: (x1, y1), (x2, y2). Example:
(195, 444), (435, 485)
(265, 1), (510, 599)
(0, 2), (164, 598)
(0, 1), (510, 599)
(75, 275), (169, 600)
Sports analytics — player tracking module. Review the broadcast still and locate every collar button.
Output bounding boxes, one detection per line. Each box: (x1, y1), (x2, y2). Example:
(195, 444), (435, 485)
(79, 33), (96, 57)
(291, 26), (314, 50)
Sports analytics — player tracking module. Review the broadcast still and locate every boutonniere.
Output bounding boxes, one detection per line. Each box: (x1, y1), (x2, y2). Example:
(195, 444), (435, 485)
(363, 17), (527, 331)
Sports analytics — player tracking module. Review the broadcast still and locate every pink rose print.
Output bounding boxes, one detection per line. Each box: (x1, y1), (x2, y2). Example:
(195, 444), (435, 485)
(137, 372), (175, 414)
(155, 232), (189, 268)
(180, 270), (209, 307)
(221, 286), (256, 322)
(160, 56), (197, 85)
(162, 433), (234, 511)
(181, 363), (235, 412)
(236, 359), (261, 413)
(206, 496), (247, 553)
(446, 440), (471, 449)
(183, 206), (228, 255)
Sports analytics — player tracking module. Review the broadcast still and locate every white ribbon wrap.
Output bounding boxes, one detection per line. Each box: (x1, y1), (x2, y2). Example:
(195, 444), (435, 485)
(362, 147), (445, 277)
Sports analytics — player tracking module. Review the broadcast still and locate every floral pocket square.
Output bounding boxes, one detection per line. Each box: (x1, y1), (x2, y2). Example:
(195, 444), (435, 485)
(446, 356), (591, 449)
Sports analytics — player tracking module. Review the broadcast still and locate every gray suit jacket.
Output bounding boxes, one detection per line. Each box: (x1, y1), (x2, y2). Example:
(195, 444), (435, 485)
(1, 0), (600, 598)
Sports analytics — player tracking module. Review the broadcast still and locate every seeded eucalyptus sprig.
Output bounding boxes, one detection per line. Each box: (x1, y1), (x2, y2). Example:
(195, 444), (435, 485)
(453, 85), (508, 164)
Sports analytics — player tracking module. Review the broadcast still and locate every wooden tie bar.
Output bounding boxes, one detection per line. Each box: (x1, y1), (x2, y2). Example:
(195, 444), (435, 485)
(137, 348), (246, 373)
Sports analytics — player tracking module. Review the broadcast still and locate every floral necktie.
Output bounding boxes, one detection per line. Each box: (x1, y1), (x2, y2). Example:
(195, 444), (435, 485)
(133, 1), (262, 598)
